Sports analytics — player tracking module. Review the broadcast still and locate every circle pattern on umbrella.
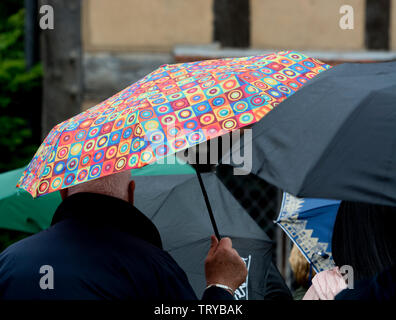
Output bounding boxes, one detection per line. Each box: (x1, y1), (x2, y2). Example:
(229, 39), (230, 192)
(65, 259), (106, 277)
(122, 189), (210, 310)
(18, 51), (330, 197)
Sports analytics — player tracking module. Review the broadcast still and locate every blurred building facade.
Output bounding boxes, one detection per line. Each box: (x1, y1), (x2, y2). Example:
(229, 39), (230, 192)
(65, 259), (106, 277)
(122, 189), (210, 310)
(83, 0), (396, 52)
(82, 0), (396, 106)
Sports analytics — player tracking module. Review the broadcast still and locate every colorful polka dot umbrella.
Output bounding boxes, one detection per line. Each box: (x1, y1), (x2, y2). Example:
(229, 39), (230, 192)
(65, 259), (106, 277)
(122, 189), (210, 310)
(17, 51), (330, 198)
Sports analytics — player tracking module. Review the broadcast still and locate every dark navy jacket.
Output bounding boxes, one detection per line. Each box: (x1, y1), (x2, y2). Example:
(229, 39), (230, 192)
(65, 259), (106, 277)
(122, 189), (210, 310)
(336, 264), (396, 300)
(0, 193), (232, 300)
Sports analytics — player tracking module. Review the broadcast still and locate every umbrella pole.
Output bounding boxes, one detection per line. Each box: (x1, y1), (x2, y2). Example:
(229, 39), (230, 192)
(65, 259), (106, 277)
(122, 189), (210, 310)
(195, 169), (221, 240)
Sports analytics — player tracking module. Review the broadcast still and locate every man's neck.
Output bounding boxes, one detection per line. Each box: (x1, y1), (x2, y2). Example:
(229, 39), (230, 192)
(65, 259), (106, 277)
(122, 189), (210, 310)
(51, 192), (163, 248)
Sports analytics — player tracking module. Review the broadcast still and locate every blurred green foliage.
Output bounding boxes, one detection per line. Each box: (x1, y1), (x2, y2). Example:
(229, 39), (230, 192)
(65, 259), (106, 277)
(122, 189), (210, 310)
(0, 4), (42, 173)
(1, 0), (42, 250)
(0, 0), (24, 28)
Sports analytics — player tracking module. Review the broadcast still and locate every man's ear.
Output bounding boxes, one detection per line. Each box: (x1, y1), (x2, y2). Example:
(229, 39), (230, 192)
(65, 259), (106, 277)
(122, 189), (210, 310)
(128, 180), (135, 205)
(60, 188), (68, 201)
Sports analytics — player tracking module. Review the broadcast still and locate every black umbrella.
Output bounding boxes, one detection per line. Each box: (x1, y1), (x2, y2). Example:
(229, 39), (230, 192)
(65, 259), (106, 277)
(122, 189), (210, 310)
(225, 61), (396, 206)
(133, 165), (289, 299)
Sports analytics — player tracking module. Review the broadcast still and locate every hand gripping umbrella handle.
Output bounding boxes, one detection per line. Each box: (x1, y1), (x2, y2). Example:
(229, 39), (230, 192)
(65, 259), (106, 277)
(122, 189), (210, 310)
(195, 169), (221, 240)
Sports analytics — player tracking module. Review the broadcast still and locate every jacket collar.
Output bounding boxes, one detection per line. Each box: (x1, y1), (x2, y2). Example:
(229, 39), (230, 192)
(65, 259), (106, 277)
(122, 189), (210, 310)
(51, 192), (163, 249)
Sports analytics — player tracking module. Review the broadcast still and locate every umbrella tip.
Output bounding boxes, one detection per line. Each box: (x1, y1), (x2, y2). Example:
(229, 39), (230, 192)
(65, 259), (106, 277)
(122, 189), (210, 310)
(315, 251), (329, 259)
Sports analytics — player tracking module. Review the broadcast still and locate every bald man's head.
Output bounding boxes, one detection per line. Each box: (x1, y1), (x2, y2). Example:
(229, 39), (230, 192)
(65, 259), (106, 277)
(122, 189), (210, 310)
(60, 170), (135, 204)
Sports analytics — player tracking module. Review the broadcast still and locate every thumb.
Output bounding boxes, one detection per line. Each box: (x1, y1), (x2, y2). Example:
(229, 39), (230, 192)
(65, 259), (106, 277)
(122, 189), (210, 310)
(207, 235), (219, 256)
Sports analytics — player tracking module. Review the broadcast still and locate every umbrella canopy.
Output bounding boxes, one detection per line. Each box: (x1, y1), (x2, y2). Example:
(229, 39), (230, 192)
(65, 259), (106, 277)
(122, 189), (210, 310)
(275, 192), (340, 273)
(133, 165), (278, 300)
(17, 51), (329, 198)
(227, 61), (396, 206)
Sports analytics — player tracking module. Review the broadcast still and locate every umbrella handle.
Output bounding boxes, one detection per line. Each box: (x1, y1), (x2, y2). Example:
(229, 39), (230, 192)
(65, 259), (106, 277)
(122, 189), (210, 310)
(195, 169), (221, 241)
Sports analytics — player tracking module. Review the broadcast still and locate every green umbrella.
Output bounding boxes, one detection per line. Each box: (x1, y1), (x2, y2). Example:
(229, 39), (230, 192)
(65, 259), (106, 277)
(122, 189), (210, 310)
(0, 167), (58, 233)
(0, 157), (195, 233)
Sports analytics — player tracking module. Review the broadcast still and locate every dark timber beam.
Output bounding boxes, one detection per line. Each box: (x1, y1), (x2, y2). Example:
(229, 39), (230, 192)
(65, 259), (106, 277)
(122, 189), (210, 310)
(24, 0), (40, 70)
(40, 0), (83, 138)
(214, 0), (250, 48)
(365, 0), (391, 50)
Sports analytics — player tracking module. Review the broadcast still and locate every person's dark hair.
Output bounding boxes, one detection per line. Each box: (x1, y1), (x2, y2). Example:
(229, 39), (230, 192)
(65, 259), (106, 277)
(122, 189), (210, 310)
(332, 201), (396, 281)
